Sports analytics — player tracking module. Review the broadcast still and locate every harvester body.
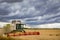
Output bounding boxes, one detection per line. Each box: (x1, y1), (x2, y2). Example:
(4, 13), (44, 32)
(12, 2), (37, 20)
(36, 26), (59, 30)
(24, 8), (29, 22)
(6, 20), (40, 37)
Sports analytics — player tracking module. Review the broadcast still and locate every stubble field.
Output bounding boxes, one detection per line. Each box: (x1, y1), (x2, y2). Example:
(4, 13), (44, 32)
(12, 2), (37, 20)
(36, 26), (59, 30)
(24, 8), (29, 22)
(10, 28), (60, 40)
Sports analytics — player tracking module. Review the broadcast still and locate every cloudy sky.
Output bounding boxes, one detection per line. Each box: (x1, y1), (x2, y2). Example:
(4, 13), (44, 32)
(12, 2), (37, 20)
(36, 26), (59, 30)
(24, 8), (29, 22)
(0, 0), (60, 28)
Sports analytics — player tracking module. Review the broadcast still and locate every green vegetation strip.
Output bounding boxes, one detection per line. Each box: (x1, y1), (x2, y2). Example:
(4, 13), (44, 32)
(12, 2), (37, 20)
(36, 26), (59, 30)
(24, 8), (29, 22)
(24, 28), (60, 30)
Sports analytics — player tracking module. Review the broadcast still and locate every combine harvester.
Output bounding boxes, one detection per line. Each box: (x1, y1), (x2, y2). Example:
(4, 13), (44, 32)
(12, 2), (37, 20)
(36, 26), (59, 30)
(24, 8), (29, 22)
(7, 20), (40, 37)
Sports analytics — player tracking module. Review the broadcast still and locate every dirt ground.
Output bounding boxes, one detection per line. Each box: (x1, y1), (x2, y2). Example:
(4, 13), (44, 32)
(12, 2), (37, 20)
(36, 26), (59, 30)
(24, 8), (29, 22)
(10, 28), (60, 40)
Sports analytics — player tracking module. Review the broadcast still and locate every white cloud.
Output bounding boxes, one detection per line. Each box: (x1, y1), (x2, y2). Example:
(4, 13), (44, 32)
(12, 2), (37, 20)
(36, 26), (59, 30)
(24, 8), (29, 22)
(31, 23), (60, 28)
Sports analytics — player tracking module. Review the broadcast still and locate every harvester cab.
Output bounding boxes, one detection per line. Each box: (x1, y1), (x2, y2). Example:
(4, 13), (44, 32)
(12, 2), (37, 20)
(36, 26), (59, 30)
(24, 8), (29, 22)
(11, 20), (25, 33)
(16, 24), (25, 32)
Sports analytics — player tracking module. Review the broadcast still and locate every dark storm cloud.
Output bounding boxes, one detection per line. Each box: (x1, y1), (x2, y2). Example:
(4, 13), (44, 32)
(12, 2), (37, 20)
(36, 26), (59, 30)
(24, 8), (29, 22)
(0, 8), (10, 15)
(0, 0), (23, 3)
(0, 0), (60, 28)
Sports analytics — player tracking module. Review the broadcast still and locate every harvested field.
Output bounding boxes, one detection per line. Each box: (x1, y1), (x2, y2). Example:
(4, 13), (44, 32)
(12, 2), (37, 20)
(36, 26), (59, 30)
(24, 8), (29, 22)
(8, 28), (60, 40)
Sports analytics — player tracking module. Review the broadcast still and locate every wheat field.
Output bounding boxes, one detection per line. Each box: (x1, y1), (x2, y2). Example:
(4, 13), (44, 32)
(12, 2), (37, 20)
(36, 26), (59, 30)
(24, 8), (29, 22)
(10, 28), (60, 40)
